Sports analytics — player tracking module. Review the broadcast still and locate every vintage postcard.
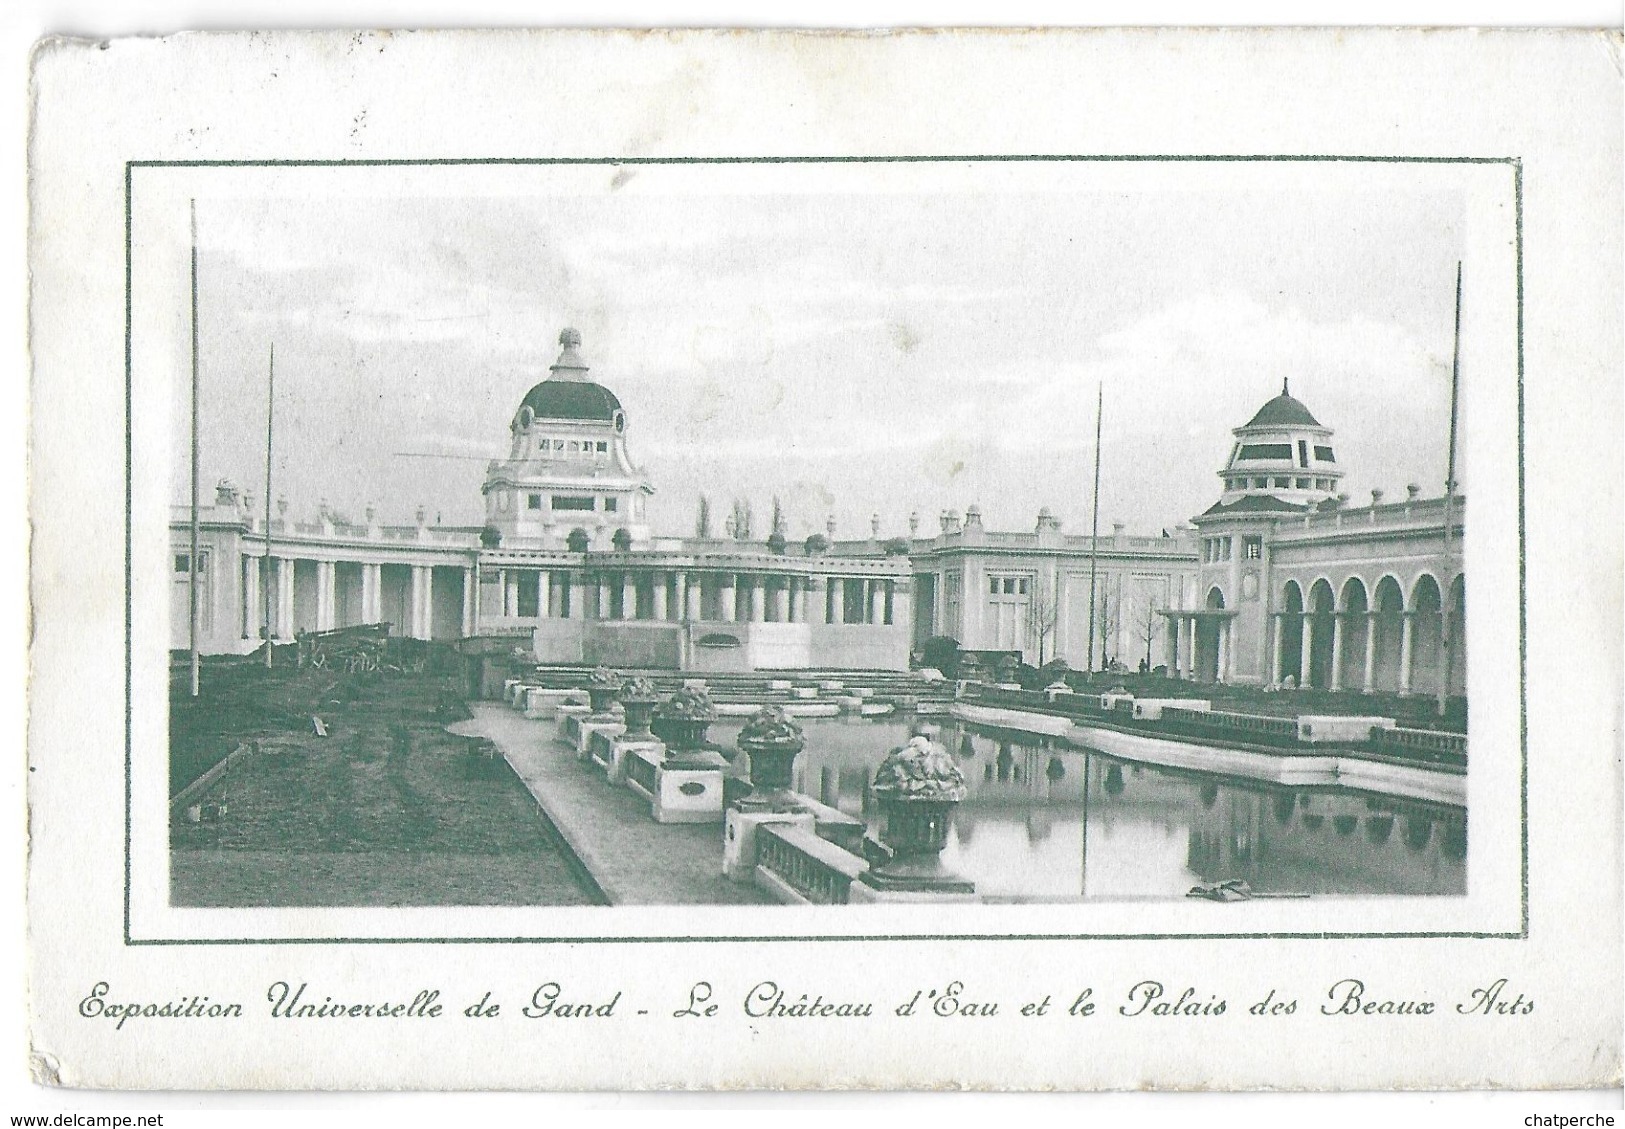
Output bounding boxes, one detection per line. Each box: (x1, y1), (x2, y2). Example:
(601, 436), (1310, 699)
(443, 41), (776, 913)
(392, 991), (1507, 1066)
(25, 28), (1622, 1091)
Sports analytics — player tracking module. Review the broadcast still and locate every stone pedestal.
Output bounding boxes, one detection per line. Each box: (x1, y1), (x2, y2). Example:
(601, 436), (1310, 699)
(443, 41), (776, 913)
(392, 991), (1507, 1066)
(523, 687), (587, 720)
(653, 756), (728, 823)
(607, 735), (663, 785)
(555, 703), (592, 741)
(724, 809), (816, 882)
(622, 745), (728, 823)
(574, 718), (625, 760)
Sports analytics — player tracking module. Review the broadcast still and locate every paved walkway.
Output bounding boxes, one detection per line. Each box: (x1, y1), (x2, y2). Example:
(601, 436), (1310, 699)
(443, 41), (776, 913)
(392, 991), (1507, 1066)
(452, 704), (770, 906)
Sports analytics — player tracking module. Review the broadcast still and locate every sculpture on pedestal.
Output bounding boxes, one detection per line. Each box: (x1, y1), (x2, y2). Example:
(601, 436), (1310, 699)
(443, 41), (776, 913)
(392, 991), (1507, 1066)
(654, 685), (717, 768)
(618, 675), (661, 738)
(585, 666), (624, 721)
(735, 705), (806, 812)
(862, 735), (974, 894)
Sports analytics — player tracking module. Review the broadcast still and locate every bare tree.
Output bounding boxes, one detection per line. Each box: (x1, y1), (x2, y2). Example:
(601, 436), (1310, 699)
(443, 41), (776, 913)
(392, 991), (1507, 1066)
(1095, 578), (1121, 670)
(1135, 592), (1163, 671)
(1026, 578), (1060, 666)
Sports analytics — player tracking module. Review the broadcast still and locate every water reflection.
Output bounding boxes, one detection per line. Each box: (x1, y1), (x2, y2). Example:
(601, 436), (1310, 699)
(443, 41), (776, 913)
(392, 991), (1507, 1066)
(713, 715), (1468, 902)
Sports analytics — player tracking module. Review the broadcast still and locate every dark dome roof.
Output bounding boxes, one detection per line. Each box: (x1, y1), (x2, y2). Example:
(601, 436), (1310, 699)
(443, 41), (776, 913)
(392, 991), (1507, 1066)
(1244, 381), (1321, 429)
(519, 380), (622, 422)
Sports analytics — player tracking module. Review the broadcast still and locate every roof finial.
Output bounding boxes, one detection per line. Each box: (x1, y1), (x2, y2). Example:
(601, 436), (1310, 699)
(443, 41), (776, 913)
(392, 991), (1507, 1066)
(550, 327), (589, 380)
(1282, 376), (1290, 397)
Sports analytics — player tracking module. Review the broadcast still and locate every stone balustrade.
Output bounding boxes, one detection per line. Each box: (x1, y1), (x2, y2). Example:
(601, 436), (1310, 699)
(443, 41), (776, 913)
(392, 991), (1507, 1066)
(754, 823), (870, 905)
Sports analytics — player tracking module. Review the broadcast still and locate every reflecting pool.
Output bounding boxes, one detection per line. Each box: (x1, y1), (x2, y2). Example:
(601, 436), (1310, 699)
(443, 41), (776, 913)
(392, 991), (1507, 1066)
(710, 715), (1467, 902)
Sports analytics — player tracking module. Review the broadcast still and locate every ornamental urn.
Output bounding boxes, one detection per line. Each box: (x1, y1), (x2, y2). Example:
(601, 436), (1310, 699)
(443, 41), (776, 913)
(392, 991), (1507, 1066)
(617, 675), (662, 738)
(864, 734), (974, 893)
(654, 686), (717, 765)
(585, 666), (624, 719)
(735, 705), (806, 811)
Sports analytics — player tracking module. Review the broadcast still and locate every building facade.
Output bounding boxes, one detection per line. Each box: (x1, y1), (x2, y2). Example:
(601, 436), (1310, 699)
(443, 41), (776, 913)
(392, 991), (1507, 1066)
(172, 334), (1465, 692)
(173, 330), (911, 672)
(904, 508), (1199, 672)
(1163, 383), (1466, 695)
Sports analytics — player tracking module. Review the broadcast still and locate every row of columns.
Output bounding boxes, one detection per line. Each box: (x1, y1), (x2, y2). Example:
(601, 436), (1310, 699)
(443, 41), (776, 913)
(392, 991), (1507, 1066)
(487, 567), (904, 627)
(241, 555), (467, 643)
(1164, 615), (1233, 683)
(1272, 610), (1445, 694)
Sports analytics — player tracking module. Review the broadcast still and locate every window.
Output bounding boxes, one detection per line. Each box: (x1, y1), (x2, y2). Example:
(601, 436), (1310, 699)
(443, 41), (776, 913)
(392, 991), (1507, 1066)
(567, 440), (580, 454)
(1315, 478), (1331, 491)
(1243, 536), (1263, 560)
(1237, 443), (1292, 461)
(1314, 445), (1335, 462)
(1295, 477), (1310, 489)
(1273, 477), (1289, 488)
(174, 553), (191, 574)
(990, 578), (1000, 596)
(553, 440), (566, 452)
(1253, 477), (1267, 489)
(551, 496), (595, 511)
(595, 441), (608, 453)
(1297, 440), (1310, 468)
(603, 497), (618, 512)
(527, 494), (542, 511)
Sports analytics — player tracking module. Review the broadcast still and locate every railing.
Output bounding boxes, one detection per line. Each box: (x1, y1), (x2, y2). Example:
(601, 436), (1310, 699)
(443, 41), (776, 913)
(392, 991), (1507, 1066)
(624, 750), (660, 796)
(755, 823), (868, 905)
(1368, 726), (1468, 768)
(1158, 708), (1302, 748)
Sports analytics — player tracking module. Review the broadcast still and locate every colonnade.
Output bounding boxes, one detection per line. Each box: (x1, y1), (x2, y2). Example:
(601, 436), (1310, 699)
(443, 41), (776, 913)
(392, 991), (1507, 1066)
(1270, 606), (1457, 694)
(484, 567), (907, 628)
(1163, 613), (1235, 683)
(240, 553), (471, 643)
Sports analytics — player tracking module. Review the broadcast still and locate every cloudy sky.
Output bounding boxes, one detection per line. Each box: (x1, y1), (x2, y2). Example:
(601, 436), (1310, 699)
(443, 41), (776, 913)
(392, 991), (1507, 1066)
(171, 169), (1467, 540)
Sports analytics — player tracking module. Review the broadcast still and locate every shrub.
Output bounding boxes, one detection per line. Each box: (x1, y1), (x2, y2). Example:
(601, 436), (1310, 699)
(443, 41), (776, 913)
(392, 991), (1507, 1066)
(920, 635), (960, 675)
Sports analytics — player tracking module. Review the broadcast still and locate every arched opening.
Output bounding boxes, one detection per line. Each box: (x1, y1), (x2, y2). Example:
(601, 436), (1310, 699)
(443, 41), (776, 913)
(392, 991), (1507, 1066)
(1371, 576), (1405, 692)
(1447, 574), (1466, 696)
(1197, 587), (1225, 682)
(1307, 579), (1336, 689)
(1279, 581), (1304, 685)
(1338, 577), (1370, 692)
(1410, 574), (1443, 696)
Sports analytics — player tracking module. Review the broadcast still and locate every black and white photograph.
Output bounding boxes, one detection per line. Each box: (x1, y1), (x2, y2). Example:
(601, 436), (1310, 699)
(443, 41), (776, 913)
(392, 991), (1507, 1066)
(150, 160), (1494, 919)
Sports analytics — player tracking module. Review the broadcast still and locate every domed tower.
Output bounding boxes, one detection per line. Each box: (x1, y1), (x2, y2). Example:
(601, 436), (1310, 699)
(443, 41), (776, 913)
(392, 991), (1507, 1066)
(1180, 381), (1343, 685)
(1217, 379), (1343, 508)
(481, 328), (654, 548)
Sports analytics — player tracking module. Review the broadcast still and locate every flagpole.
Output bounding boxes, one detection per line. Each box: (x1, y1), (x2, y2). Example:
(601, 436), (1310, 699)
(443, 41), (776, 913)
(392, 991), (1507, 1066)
(263, 343), (275, 670)
(1437, 263), (1462, 716)
(188, 200), (201, 698)
(1087, 381), (1103, 672)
